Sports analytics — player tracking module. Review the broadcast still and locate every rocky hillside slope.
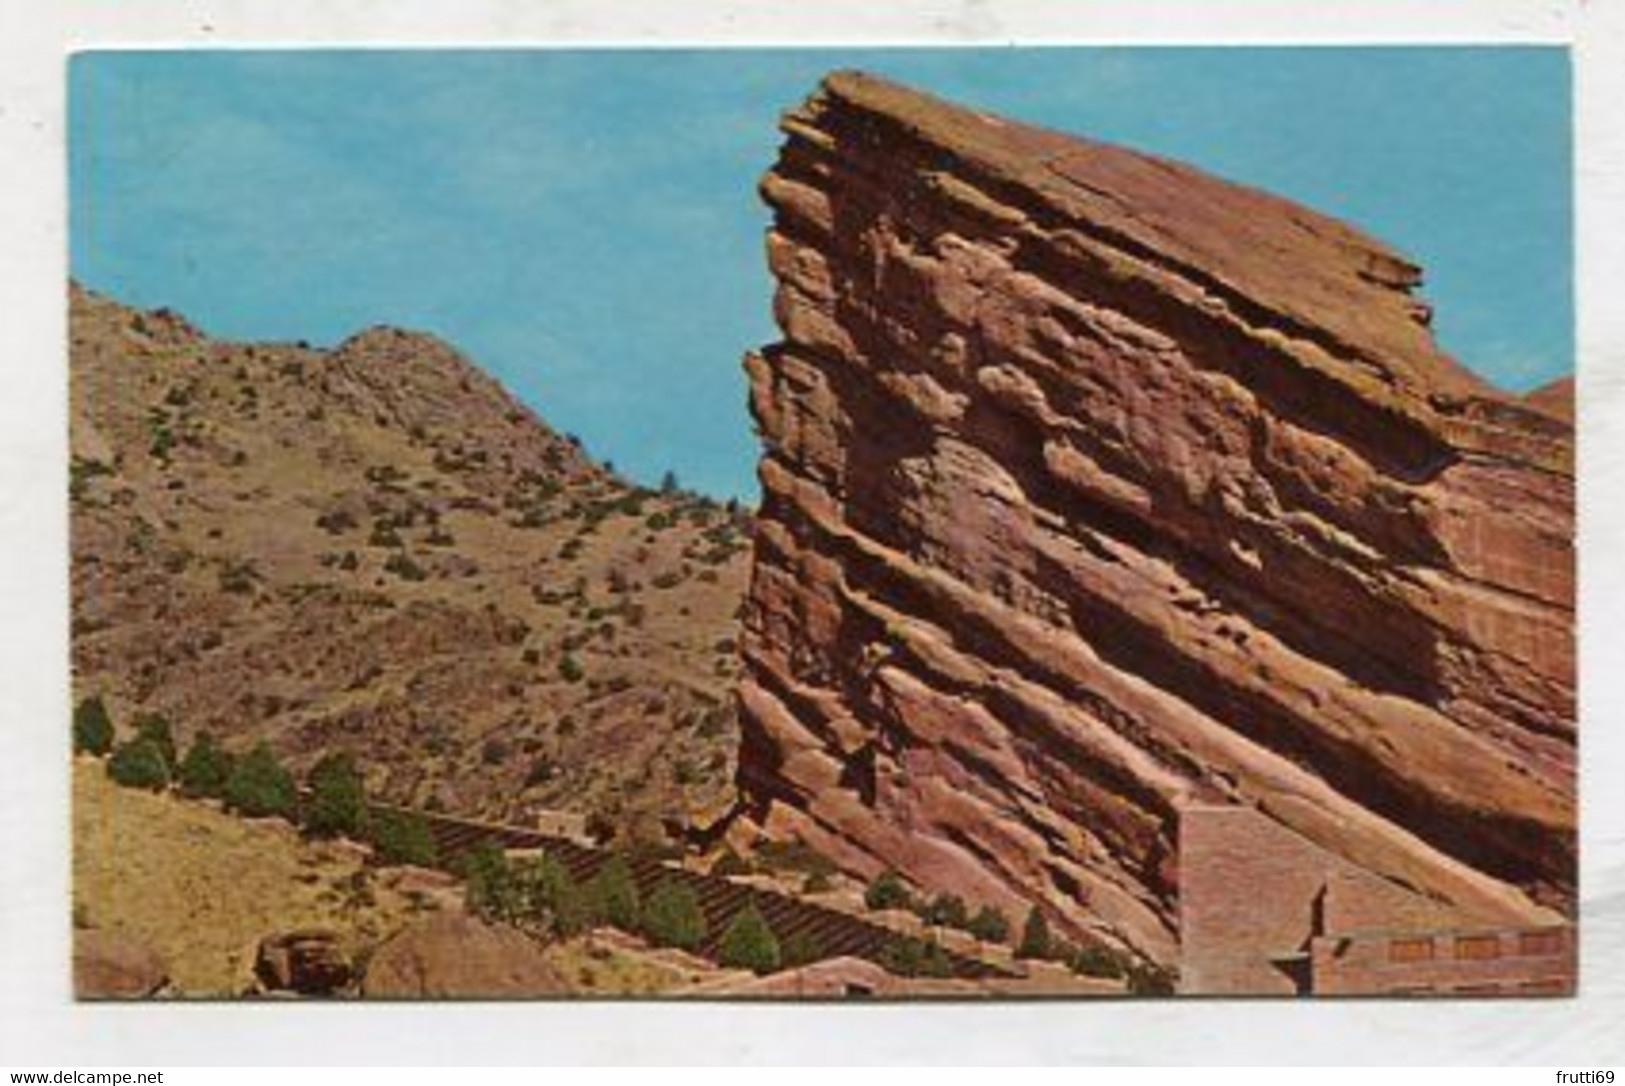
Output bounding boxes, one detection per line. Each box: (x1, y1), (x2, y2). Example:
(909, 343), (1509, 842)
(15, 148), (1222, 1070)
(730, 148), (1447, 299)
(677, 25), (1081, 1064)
(735, 72), (1575, 966)
(70, 285), (751, 835)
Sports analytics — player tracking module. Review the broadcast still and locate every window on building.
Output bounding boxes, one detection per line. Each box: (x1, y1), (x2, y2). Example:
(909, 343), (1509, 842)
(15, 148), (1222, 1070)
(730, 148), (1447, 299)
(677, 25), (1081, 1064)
(1454, 935), (1502, 961)
(1517, 979), (1569, 995)
(1388, 938), (1435, 963)
(1518, 930), (1565, 957)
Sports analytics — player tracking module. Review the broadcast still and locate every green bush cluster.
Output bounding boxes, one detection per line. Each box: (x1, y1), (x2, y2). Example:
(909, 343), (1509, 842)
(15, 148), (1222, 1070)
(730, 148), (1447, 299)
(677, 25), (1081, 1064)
(223, 743), (298, 819)
(1006, 904), (1143, 985)
(462, 846), (612, 941)
(877, 936), (956, 979)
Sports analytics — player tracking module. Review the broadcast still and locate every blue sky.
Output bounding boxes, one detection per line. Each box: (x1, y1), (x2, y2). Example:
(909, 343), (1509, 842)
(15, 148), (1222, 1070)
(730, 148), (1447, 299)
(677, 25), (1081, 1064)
(70, 48), (1571, 501)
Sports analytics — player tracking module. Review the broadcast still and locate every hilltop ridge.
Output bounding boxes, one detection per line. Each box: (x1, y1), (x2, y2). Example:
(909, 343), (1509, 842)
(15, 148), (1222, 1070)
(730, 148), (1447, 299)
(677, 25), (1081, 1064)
(70, 283), (752, 837)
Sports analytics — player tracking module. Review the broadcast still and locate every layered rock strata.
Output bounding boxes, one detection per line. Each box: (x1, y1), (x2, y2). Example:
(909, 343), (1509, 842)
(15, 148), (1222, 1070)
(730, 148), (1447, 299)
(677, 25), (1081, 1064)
(736, 71), (1575, 966)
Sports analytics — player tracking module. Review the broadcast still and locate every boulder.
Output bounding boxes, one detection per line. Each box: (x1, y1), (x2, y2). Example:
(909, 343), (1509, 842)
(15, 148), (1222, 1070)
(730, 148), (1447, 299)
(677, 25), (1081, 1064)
(74, 928), (168, 999)
(254, 929), (353, 995)
(360, 912), (566, 999)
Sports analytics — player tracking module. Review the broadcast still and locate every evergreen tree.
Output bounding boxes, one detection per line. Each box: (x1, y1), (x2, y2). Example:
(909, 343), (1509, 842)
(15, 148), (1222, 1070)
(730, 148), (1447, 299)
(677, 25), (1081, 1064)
(176, 732), (233, 798)
(304, 751), (368, 839)
(133, 714), (177, 773)
(538, 853), (589, 938)
(863, 869), (912, 911)
(1126, 962), (1177, 996)
(923, 892), (969, 930)
(462, 842), (522, 921)
(641, 880), (707, 951)
(107, 737), (169, 791)
(73, 696), (114, 756)
(369, 809), (438, 867)
(967, 904), (1011, 945)
(587, 854), (641, 932)
(1017, 905), (1052, 960)
(223, 742), (298, 819)
(1069, 943), (1126, 980)
(717, 903), (781, 975)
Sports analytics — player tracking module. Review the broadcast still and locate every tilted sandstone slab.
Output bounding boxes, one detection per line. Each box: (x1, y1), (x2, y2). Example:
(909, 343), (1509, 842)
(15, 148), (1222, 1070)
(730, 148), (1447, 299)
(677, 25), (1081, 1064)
(736, 71), (1574, 967)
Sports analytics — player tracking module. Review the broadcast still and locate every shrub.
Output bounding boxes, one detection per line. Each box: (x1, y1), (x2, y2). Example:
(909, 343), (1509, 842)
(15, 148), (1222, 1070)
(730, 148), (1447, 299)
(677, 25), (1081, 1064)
(315, 508), (358, 535)
(369, 809), (438, 867)
(922, 893), (969, 930)
(1125, 962), (1177, 997)
(72, 696), (114, 756)
(223, 743), (298, 819)
(531, 852), (589, 937)
(524, 757), (556, 788)
(876, 936), (952, 978)
(304, 752), (368, 839)
(218, 561), (259, 595)
(176, 732), (233, 798)
(587, 855), (641, 932)
(967, 905), (1011, 945)
(368, 522), (403, 548)
(133, 714), (177, 772)
(107, 737), (169, 791)
(558, 654), (584, 683)
(1017, 906), (1052, 960)
(717, 903), (780, 974)
(1069, 943), (1126, 980)
(383, 552), (427, 582)
(462, 842), (523, 922)
(641, 880), (707, 951)
(864, 869), (912, 912)
(918, 940), (956, 978)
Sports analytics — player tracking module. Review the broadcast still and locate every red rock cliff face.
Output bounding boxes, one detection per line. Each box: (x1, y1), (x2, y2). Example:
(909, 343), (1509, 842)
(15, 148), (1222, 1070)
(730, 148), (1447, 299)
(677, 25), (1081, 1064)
(736, 72), (1574, 965)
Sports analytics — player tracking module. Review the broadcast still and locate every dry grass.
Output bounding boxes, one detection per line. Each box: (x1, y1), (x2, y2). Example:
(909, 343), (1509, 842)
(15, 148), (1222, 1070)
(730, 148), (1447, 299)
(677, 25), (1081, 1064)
(537, 930), (720, 996)
(72, 758), (422, 996)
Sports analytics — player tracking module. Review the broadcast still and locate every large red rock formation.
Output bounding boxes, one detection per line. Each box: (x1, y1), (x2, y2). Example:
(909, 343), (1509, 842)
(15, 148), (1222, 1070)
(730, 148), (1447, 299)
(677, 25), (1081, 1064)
(735, 71), (1574, 967)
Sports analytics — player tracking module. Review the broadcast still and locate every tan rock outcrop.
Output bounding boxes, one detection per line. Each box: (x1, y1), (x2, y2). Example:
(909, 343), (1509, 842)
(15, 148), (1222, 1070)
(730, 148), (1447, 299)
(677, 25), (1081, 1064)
(736, 71), (1575, 968)
(74, 928), (169, 999)
(360, 912), (566, 999)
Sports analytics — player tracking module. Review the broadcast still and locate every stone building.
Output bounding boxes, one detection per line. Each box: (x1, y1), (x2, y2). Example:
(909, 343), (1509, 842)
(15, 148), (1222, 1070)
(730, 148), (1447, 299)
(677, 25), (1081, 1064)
(1178, 804), (1574, 996)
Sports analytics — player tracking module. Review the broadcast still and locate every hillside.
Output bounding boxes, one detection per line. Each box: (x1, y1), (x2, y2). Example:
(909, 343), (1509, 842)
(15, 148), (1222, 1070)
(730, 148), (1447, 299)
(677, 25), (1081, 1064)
(69, 284), (751, 837)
